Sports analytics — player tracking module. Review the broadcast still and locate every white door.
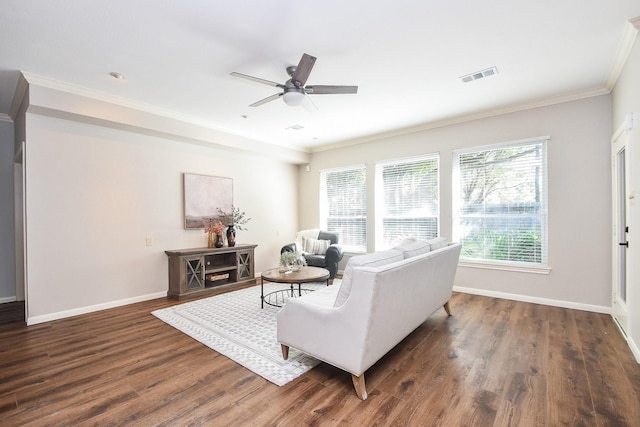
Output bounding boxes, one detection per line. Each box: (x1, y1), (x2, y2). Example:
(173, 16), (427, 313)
(612, 120), (632, 337)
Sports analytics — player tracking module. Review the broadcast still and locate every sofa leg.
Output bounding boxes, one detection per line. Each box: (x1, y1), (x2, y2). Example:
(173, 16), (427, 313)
(281, 344), (289, 360)
(444, 301), (452, 316)
(351, 374), (368, 400)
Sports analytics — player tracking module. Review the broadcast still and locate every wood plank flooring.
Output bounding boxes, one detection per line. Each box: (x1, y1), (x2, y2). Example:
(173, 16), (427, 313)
(1, 290), (639, 426)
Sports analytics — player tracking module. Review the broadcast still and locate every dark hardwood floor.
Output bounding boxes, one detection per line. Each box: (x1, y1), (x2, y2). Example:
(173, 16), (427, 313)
(1, 289), (639, 426)
(0, 301), (25, 326)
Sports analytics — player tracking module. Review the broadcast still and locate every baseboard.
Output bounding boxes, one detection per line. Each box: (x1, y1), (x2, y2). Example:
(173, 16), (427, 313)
(26, 291), (167, 326)
(452, 286), (611, 314)
(0, 296), (17, 304)
(628, 337), (640, 364)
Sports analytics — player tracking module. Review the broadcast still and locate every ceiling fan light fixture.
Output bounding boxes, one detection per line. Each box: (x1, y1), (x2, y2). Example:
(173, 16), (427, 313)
(283, 89), (305, 106)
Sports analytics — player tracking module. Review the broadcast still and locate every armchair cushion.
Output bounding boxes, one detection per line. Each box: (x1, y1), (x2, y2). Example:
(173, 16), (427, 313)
(304, 254), (327, 267)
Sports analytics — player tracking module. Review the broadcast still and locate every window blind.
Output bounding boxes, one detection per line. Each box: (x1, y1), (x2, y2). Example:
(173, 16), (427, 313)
(375, 155), (439, 249)
(320, 165), (367, 252)
(453, 138), (548, 266)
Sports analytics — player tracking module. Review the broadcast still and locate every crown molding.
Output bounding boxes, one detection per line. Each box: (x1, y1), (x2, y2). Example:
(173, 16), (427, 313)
(19, 72), (230, 133)
(311, 86), (610, 153)
(20, 72), (311, 155)
(8, 72), (28, 121)
(606, 17), (640, 91)
(19, 72), (311, 164)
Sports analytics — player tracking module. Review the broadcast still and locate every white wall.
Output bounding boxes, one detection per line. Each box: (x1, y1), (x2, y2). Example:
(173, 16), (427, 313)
(302, 95), (613, 311)
(612, 25), (640, 360)
(0, 119), (16, 301)
(23, 111), (300, 323)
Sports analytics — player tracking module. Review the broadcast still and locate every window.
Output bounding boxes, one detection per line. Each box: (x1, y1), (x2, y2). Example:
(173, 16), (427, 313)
(320, 165), (367, 252)
(375, 155), (439, 249)
(453, 138), (548, 266)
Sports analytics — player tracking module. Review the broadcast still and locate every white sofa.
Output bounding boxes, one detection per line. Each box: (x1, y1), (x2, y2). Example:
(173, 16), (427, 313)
(277, 238), (462, 400)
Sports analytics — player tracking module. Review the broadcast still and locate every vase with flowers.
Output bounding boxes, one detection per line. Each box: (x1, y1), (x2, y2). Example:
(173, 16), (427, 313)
(216, 206), (251, 247)
(205, 220), (225, 248)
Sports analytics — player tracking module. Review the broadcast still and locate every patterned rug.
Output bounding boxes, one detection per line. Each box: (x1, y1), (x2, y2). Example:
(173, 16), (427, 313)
(152, 281), (333, 386)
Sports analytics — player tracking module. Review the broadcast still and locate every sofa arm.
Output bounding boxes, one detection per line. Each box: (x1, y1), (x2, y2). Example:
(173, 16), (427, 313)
(324, 244), (343, 279)
(281, 243), (297, 254)
(277, 292), (368, 375)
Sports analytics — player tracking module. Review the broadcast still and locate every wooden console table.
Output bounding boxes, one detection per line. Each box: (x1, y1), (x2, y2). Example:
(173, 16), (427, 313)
(165, 244), (257, 300)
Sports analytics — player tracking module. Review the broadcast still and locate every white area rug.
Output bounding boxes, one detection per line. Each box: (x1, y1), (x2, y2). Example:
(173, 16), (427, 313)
(152, 281), (332, 386)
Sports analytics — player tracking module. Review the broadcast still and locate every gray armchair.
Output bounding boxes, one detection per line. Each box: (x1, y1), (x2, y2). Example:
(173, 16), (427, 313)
(281, 230), (343, 282)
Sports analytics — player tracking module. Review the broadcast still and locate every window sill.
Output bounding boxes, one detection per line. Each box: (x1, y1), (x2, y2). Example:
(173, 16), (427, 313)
(458, 260), (551, 275)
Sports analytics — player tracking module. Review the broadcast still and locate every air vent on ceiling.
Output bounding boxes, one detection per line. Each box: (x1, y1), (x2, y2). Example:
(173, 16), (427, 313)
(286, 124), (304, 131)
(460, 66), (498, 83)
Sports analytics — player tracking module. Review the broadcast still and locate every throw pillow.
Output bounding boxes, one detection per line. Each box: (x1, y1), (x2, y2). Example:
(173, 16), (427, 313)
(294, 229), (320, 251)
(302, 236), (331, 255)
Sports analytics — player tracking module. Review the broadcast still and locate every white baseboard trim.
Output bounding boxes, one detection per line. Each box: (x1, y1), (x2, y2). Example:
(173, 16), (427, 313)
(26, 291), (168, 326)
(0, 296), (17, 304)
(452, 286), (611, 314)
(628, 337), (640, 364)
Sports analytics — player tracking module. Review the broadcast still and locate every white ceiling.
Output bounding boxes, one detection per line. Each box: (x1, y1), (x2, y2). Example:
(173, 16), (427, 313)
(1, 1), (639, 151)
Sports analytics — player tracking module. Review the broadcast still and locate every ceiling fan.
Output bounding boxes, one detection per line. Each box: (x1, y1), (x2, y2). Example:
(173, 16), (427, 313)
(230, 53), (358, 108)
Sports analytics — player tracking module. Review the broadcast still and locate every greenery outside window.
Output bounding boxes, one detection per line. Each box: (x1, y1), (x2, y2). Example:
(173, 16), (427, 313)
(375, 154), (439, 249)
(320, 164), (367, 252)
(453, 137), (548, 267)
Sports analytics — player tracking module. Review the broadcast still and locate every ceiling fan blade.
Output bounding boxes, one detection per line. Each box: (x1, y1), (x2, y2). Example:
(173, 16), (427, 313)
(249, 93), (283, 107)
(302, 95), (319, 113)
(305, 85), (358, 94)
(230, 72), (284, 88)
(291, 53), (316, 86)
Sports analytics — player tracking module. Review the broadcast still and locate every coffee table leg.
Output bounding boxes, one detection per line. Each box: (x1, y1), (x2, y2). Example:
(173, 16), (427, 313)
(261, 277), (264, 309)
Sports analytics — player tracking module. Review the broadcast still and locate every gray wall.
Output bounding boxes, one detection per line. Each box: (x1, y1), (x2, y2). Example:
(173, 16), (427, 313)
(301, 95), (613, 311)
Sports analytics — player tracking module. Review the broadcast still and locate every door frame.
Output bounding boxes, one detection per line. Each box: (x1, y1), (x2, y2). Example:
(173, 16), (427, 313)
(611, 115), (633, 339)
(13, 141), (27, 320)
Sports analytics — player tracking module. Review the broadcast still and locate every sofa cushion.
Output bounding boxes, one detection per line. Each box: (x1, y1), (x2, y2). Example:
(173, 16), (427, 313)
(302, 236), (331, 255)
(393, 239), (431, 259)
(334, 249), (404, 307)
(427, 237), (448, 250)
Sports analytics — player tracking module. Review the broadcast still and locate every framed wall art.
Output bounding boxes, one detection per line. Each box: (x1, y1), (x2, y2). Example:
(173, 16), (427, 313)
(183, 173), (233, 229)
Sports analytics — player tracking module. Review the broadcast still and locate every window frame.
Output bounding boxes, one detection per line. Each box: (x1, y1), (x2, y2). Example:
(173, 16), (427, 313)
(374, 153), (440, 250)
(319, 164), (367, 253)
(452, 137), (550, 271)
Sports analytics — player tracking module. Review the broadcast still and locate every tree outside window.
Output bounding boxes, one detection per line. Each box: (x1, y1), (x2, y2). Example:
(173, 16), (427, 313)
(453, 138), (548, 265)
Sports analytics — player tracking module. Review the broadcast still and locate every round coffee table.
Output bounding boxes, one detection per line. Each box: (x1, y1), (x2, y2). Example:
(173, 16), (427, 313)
(261, 266), (330, 308)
